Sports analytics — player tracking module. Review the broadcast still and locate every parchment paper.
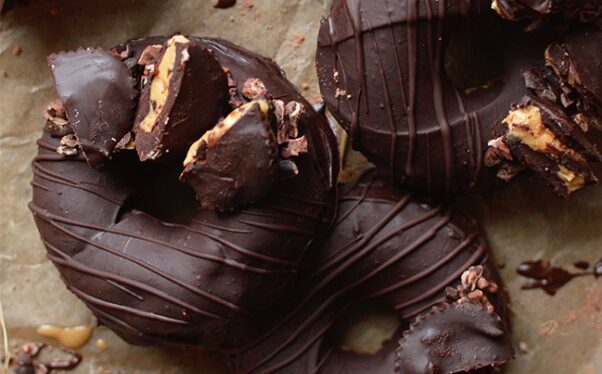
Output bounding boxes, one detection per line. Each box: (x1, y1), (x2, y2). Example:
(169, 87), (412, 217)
(0, 1), (600, 373)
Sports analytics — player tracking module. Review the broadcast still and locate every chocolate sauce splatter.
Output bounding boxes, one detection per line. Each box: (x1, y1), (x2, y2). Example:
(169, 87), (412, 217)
(213, 0), (236, 9)
(516, 259), (600, 296)
(573, 260), (590, 270)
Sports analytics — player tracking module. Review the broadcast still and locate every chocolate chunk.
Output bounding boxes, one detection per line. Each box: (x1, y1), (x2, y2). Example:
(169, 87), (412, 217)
(43, 99), (73, 138)
(396, 303), (513, 373)
(134, 35), (229, 161)
(492, 0), (602, 24)
(545, 30), (602, 130)
(180, 100), (279, 211)
(491, 96), (600, 197)
(48, 48), (137, 167)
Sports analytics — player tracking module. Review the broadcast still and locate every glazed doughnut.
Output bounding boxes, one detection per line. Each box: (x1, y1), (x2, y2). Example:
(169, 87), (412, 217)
(30, 36), (338, 346)
(228, 171), (513, 373)
(316, 0), (601, 198)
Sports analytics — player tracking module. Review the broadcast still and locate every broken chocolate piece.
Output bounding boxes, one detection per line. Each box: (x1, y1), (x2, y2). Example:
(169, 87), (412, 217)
(491, 0), (602, 24)
(396, 303), (513, 374)
(180, 100), (279, 211)
(545, 30), (602, 130)
(242, 77), (268, 100)
(134, 35), (229, 161)
(489, 96), (601, 197)
(48, 48), (137, 167)
(43, 99), (73, 138)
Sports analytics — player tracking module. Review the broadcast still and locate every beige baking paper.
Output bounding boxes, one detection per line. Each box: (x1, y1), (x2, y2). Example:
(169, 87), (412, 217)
(0, 1), (600, 373)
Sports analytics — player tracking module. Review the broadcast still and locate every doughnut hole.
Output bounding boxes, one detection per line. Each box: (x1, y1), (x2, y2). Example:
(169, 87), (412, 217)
(331, 303), (404, 356)
(116, 159), (198, 224)
(444, 16), (506, 92)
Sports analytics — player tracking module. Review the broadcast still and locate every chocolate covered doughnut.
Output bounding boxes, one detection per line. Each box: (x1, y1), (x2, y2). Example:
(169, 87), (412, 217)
(228, 171), (512, 373)
(30, 36), (339, 346)
(316, 0), (601, 197)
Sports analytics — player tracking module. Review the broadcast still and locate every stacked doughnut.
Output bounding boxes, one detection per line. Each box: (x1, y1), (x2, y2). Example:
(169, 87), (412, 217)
(29, 1), (600, 373)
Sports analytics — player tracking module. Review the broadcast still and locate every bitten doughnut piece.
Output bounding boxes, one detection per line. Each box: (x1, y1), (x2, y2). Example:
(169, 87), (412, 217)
(48, 48), (137, 167)
(181, 100), (279, 211)
(229, 172), (512, 373)
(134, 35), (229, 161)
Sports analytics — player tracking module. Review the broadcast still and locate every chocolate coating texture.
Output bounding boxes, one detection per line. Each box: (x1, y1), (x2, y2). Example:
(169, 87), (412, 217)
(229, 172), (512, 373)
(48, 48), (137, 167)
(31, 37), (338, 347)
(317, 0), (600, 197)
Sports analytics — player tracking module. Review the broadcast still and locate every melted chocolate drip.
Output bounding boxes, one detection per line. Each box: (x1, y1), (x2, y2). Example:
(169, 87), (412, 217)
(516, 259), (599, 295)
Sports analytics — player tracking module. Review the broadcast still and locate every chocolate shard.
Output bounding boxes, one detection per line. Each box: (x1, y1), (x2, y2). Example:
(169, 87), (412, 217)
(396, 303), (514, 374)
(489, 96), (601, 197)
(48, 48), (137, 167)
(134, 35), (229, 161)
(491, 0), (602, 24)
(545, 30), (602, 131)
(180, 100), (279, 211)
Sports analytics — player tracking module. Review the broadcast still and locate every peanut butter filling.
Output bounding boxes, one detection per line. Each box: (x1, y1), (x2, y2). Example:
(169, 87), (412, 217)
(183, 100), (269, 166)
(138, 35), (191, 133)
(503, 105), (586, 192)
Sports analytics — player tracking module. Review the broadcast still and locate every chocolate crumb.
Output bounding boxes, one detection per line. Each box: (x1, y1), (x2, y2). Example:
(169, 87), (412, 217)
(57, 145), (78, 157)
(3, 342), (82, 374)
(447, 265), (498, 314)
(242, 78), (268, 100)
(60, 134), (79, 148)
(281, 136), (308, 158)
(137, 44), (163, 66)
(11, 46), (22, 56)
